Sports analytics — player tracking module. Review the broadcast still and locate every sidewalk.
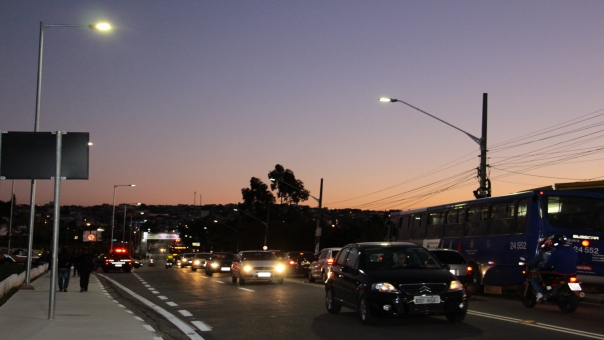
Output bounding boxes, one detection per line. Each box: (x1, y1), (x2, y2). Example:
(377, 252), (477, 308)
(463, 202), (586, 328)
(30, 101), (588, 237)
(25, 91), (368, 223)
(0, 271), (161, 340)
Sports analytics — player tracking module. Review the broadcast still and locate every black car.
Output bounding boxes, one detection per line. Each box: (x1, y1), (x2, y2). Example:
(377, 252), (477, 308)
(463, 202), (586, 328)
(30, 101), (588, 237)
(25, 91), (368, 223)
(325, 242), (467, 325)
(284, 251), (315, 277)
(429, 249), (473, 287)
(205, 252), (235, 276)
(101, 248), (133, 273)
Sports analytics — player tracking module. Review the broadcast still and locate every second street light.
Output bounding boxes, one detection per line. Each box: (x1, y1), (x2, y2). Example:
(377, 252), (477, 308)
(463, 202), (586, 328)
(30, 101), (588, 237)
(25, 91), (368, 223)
(234, 208), (269, 249)
(270, 177), (324, 253)
(111, 184), (135, 251)
(379, 95), (490, 199)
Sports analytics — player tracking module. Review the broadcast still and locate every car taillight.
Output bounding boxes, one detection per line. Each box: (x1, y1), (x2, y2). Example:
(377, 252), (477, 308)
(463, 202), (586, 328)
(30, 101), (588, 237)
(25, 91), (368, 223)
(466, 266), (473, 276)
(569, 277), (578, 283)
(327, 258), (334, 266)
(289, 260), (296, 266)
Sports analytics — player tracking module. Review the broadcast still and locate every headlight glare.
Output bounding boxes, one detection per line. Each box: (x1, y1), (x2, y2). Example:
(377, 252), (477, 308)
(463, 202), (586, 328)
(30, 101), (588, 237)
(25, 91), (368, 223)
(275, 264), (285, 273)
(211, 262), (219, 268)
(449, 280), (463, 291)
(243, 265), (253, 272)
(371, 282), (399, 293)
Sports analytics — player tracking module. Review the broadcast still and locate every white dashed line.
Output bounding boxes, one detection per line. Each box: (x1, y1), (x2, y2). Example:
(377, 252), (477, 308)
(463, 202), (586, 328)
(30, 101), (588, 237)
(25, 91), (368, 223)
(143, 324), (156, 332)
(191, 320), (212, 332)
(178, 310), (193, 317)
(238, 287), (254, 292)
(158, 296), (168, 300)
(117, 304), (126, 308)
(166, 301), (178, 307)
(125, 310), (134, 314)
(134, 316), (144, 322)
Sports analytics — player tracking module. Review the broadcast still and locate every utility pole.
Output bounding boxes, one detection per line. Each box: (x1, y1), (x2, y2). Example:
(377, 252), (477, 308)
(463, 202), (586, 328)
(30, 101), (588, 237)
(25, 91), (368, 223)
(474, 93), (491, 198)
(314, 178), (323, 254)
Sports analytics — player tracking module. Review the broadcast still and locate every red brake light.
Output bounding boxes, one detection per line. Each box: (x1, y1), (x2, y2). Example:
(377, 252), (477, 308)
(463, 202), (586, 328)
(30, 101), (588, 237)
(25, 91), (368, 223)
(327, 258), (334, 265)
(289, 260), (296, 265)
(569, 277), (578, 283)
(466, 266), (473, 276)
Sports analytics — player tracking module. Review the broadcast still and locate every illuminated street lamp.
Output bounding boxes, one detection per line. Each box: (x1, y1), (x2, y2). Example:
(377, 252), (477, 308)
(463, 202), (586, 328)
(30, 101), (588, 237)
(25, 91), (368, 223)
(234, 208), (269, 249)
(379, 95), (490, 199)
(24, 20), (112, 295)
(269, 178), (324, 253)
(213, 220), (240, 252)
(111, 184), (135, 251)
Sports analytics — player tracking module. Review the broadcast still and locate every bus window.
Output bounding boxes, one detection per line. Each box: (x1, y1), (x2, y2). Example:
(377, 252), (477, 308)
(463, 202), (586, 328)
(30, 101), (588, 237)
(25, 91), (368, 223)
(467, 205), (487, 236)
(446, 210), (458, 224)
(489, 202), (514, 235)
(429, 211), (443, 225)
(411, 214), (426, 239)
(401, 216), (410, 228)
(544, 195), (604, 231)
(515, 199), (528, 234)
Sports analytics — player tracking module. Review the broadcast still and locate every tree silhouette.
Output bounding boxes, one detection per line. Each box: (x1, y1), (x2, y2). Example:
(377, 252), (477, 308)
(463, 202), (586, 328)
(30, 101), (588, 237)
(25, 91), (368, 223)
(268, 164), (309, 205)
(241, 177), (275, 209)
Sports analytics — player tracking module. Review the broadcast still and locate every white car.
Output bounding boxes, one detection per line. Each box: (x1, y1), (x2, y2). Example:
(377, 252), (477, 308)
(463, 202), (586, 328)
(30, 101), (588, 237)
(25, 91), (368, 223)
(231, 251), (285, 285)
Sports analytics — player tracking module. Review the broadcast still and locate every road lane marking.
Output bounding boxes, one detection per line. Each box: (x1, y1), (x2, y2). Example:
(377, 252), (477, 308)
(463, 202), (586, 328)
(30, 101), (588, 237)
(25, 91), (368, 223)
(143, 324), (156, 332)
(99, 274), (204, 340)
(191, 321), (212, 332)
(238, 287), (254, 292)
(167, 301), (178, 306)
(215, 281), (225, 284)
(179, 310), (193, 317)
(134, 316), (144, 321)
(468, 310), (604, 339)
(158, 296), (168, 300)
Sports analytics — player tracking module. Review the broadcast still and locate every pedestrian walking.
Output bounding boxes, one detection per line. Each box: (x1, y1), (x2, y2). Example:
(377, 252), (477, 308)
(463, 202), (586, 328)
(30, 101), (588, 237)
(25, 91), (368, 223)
(78, 247), (94, 292)
(57, 246), (73, 292)
(72, 249), (80, 277)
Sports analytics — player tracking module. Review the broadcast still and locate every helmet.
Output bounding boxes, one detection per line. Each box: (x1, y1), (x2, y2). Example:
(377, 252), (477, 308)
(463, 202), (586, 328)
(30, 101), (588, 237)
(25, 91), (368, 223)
(550, 234), (568, 247)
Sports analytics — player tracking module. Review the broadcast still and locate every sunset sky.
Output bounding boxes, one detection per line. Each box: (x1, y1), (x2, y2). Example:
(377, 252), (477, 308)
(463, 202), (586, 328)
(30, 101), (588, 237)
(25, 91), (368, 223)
(2, 1), (604, 211)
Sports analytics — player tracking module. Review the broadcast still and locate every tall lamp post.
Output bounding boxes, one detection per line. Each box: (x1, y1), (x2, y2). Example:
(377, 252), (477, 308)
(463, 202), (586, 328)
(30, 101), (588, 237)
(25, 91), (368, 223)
(111, 185), (135, 251)
(269, 178), (323, 253)
(234, 208), (269, 249)
(25, 21), (112, 290)
(122, 203), (141, 249)
(213, 220), (240, 252)
(379, 95), (490, 198)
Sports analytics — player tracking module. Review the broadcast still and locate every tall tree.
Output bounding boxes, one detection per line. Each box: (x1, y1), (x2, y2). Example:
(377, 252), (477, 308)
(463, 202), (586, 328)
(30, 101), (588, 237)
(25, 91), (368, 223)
(241, 177), (275, 208)
(268, 164), (309, 205)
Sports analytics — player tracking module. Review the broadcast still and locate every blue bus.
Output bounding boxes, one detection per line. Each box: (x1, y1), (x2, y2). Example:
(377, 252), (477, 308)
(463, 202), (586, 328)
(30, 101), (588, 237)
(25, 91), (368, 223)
(386, 189), (604, 290)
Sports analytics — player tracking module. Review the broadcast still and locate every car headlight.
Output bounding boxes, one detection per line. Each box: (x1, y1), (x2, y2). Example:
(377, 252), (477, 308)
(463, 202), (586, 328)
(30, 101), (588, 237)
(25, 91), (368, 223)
(275, 264), (285, 273)
(211, 262), (219, 268)
(243, 265), (253, 272)
(372, 282), (399, 293)
(449, 279), (463, 292)
(193, 260), (200, 265)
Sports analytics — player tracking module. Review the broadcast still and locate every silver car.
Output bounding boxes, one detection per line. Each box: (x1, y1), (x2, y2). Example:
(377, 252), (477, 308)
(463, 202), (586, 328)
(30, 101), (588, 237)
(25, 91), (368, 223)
(308, 247), (341, 283)
(191, 252), (212, 272)
(231, 251), (286, 285)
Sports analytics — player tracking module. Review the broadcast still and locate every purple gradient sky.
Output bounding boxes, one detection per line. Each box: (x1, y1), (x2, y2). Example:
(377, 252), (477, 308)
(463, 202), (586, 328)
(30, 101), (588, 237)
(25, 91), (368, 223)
(1, 1), (604, 210)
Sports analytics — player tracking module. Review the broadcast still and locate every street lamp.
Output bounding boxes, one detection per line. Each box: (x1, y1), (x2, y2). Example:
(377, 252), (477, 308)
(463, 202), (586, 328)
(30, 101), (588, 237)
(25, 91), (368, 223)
(25, 21), (112, 291)
(234, 208), (269, 249)
(379, 95), (490, 198)
(213, 220), (240, 252)
(122, 203), (141, 248)
(269, 178), (324, 253)
(111, 184), (135, 251)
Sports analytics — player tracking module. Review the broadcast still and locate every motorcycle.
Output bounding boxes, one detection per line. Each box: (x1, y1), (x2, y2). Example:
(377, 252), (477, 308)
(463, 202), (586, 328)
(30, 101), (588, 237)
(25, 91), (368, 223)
(520, 266), (584, 313)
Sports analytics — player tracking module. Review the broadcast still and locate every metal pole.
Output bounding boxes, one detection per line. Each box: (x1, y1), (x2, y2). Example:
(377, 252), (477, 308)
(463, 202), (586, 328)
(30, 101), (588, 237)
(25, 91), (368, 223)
(314, 178), (323, 254)
(480, 93), (490, 197)
(8, 180), (14, 254)
(49, 131), (62, 319)
(111, 186), (116, 250)
(264, 204), (270, 248)
(122, 204), (127, 246)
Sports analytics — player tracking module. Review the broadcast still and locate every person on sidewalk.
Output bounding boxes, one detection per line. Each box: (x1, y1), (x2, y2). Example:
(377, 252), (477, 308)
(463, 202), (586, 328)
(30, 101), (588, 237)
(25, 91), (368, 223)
(78, 247), (95, 292)
(57, 246), (73, 292)
(72, 248), (80, 277)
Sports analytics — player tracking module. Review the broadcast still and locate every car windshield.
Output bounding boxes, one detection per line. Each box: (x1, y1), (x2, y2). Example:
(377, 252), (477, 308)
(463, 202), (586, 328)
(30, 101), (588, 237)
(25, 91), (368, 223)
(242, 252), (277, 261)
(431, 251), (466, 264)
(212, 253), (234, 260)
(364, 246), (442, 270)
(195, 253), (211, 259)
(288, 252), (314, 259)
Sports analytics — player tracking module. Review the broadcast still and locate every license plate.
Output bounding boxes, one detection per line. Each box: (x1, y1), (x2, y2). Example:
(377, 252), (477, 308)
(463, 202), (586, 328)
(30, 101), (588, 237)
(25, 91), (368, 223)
(115, 264), (122, 267)
(568, 283), (582, 291)
(449, 269), (456, 275)
(221, 267), (230, 271)
(258, 272), (271, 278)
(414, 296), (441, 304)
(302, 261), (310, 265)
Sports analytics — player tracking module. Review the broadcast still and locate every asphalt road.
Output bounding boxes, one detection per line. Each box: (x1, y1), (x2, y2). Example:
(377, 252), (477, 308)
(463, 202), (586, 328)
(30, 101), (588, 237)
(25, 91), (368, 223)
(96, 256), (604, 340)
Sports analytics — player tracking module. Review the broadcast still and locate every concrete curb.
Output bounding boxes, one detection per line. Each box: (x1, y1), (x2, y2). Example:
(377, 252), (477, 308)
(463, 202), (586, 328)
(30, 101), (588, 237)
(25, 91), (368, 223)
(0, 263), (49, 298)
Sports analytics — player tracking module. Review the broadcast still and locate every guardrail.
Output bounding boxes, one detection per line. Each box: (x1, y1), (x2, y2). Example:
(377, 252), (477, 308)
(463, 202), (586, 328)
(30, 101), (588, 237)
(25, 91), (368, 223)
(0, 263), (49, 298)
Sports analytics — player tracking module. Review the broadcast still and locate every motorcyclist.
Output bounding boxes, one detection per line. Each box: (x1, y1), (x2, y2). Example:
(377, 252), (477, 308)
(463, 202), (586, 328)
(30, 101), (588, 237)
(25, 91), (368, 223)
(528, 237), (554, 300)
(530, 234), (578, 301)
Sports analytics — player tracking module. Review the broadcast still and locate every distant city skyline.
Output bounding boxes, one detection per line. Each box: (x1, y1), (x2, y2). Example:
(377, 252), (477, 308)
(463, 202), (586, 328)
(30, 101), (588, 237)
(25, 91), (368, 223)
(2, 1), (604, 210)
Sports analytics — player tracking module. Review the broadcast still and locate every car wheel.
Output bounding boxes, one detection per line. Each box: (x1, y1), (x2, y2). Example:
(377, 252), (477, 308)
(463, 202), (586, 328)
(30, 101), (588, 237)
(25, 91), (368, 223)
(308, 271), (315, 283)
(358, 295), (375, 325)
(239, 276), (246, 285)
(446, 311), (466, 322)
(325, 288), (341, 314)
(322, 271), (328, 283)
(205, 269), (212, 277)
(231, 274), (237, 283)
(191, 267), (197, 272)
(124, 268), (131, 273)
